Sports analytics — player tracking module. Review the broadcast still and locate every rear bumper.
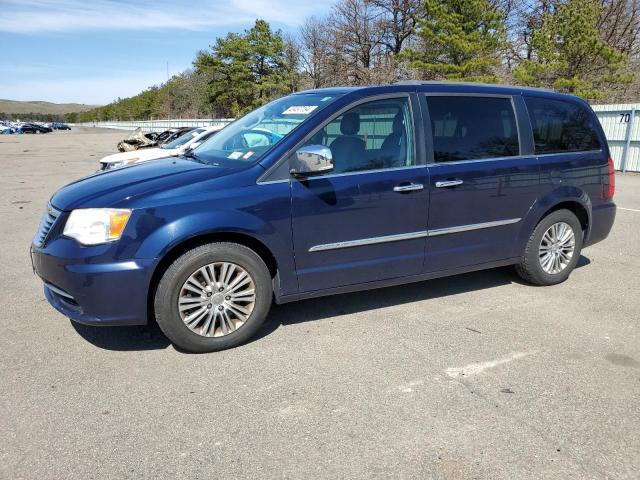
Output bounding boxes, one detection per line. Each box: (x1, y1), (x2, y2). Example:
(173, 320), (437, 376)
(32, 239), (155, 326)
(585, 202), (616, 247)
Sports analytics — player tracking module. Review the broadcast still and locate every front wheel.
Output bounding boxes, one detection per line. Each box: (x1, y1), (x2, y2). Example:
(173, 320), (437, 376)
(154, 242), (273, 353)
(516, 209), (583, 286)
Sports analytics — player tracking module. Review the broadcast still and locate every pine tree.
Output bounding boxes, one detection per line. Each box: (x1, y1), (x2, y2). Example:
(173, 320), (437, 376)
(513, 0), (633, 100)
(194, 19), (292, 117)
(400, 0), (507, 82)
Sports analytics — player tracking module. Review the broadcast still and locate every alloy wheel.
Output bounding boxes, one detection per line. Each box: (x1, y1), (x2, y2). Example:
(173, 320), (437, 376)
(178, 262), (256, 337)
(539, 221), (576, 274)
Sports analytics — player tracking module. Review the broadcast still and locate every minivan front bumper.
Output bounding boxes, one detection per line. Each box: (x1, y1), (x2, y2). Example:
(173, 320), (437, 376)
(31, 239), (155, 326)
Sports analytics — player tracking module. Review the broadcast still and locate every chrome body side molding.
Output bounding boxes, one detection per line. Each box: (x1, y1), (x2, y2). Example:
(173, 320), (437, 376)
(308, 218), (521, 252)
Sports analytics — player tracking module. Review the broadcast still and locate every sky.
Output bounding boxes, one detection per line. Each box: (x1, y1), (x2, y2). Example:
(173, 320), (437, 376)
(0, 0), (334, 105)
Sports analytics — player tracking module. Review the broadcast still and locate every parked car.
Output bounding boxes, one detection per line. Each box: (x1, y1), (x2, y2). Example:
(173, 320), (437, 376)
(19, 123), (51, 134)
(100, 125), (224, 170)
(1, 121), (14, 134)
(31, 82), (616, 353)
(155, 127), (194, 145)
(53, 122), (71, 130)
(116, 128), (161, 152)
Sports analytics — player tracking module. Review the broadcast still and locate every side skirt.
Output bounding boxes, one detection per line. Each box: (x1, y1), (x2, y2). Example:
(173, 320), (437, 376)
(274, 257), (522, 304)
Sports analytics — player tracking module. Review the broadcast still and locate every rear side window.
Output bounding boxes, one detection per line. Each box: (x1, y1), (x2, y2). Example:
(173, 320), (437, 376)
(524, 97), (601, 154)
(426, 96), (519, 162)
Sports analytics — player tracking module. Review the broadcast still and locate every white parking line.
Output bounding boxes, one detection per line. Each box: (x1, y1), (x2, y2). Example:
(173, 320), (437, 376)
(618, 207), (640, 213)
(446, 351), (536, 378)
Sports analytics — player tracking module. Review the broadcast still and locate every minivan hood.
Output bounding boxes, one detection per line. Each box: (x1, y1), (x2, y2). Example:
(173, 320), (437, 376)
(51, 157), (238, 211)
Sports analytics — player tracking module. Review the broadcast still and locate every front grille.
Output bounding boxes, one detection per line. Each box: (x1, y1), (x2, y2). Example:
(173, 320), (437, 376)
(33, 204), (61, 247)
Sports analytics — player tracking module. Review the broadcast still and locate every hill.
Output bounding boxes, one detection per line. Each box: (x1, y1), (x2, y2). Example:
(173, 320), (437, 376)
(0, 99), (100, 115)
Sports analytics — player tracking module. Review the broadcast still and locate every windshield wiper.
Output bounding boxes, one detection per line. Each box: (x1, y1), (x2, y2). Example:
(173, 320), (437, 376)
(182, 149), (199, 160)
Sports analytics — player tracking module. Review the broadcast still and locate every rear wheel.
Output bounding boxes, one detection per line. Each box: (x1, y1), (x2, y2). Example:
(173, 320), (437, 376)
(154, 242), (272, 352)
(516, 209), (583, 286)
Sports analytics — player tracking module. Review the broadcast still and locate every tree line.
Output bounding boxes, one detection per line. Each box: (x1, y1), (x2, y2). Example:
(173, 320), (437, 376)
(0, 112), (67, 122)
(67, 0), (640, 123)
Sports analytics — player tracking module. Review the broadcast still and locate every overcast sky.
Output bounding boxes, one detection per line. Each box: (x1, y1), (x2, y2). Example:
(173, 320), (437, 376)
(0, 0), (334, 104)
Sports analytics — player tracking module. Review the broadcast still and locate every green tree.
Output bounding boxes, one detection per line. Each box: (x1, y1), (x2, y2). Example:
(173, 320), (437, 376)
(194, 19), (292, 117)
(400, 0), (507, 82)
(513, 0), (633, 100)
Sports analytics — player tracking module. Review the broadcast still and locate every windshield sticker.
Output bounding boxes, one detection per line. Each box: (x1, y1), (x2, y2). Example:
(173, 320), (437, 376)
(227, 151), (243, 159)
(242, 151), (254, 160)
(282, 105), (318, 115)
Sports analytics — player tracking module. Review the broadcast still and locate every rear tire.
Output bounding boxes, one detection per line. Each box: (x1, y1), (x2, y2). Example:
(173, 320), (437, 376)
(516, 209), (583, 286)
(154, 242), (272, 353)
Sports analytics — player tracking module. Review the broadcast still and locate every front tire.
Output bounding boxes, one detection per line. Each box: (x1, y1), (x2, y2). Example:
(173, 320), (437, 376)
(516, 209), (583, 286)
(154, 242), (272, 353)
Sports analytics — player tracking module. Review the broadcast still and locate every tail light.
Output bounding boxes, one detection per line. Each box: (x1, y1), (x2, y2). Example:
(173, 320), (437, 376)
(607, 157), (615, 199)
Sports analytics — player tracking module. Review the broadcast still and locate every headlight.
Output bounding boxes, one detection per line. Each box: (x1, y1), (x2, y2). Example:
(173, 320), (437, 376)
(105, 158), (139, 170)
(63, 208), (131, 245)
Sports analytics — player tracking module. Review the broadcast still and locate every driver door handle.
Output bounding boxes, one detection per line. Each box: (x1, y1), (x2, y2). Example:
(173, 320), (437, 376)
(393, 183), (424, 192)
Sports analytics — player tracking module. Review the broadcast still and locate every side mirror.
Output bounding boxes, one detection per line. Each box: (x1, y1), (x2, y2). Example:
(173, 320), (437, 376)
(290, 145), (334, 178)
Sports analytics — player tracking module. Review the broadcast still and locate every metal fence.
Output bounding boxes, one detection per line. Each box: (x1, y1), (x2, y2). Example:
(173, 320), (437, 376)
(592, 103), (639, 172)
(76, 104), (640, 172)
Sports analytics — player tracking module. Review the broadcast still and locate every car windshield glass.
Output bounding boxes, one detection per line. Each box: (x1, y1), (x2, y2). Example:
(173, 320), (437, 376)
(163, 129), (204, 149)
(192, 93), (338, 166)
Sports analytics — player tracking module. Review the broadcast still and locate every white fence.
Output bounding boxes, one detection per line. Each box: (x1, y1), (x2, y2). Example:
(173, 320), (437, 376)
(77, 104), (640, 172)
(75, 118), (234, 132)
(593, 104), (639, 172)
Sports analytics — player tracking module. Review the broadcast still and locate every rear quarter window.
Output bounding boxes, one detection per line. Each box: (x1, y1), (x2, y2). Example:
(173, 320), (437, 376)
(524, 97), (602, 154)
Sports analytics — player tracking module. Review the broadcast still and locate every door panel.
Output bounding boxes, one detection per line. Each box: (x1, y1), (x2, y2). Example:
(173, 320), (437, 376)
(421, 94), (539, 272)
(290, 95), (429, 293)
(425, 158), (538, 272)
(291, 167), (429, 292)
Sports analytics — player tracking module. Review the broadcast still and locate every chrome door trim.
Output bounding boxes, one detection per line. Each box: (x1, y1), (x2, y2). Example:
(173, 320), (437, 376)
(427, 218), (521, 237)
(308, 218), (522, 252)
(309, 230), (430, 252)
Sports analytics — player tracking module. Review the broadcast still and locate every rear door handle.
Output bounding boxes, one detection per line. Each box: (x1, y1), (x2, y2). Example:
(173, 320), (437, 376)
(393, 183), (424, 192)
(435, 179), (464, 188)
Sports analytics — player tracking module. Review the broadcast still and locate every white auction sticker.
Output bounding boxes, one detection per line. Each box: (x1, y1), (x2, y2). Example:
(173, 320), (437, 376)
(227, 151), (243, 159)
(282, 105), (318, 115)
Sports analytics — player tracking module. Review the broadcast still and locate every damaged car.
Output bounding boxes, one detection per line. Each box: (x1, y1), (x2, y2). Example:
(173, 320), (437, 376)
(116, 128), (160, 152)
(101, 125), (223, 170)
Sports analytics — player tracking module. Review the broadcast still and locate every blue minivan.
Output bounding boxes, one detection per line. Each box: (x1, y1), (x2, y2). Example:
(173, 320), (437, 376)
(31, 82), (616, 352)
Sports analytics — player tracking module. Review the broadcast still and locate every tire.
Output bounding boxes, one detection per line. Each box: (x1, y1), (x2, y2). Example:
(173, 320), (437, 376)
(516, 209), (583, 286)
(154, 242), (273, 353)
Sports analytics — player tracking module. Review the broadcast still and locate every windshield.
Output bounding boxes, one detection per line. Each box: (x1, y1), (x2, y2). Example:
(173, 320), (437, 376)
(192, 93), (338, 166)
(163, 128), (204, 149)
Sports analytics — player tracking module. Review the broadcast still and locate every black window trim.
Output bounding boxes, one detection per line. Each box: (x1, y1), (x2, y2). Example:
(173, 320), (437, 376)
(419, 92), (525, 165)
(257, 92), (422, 184)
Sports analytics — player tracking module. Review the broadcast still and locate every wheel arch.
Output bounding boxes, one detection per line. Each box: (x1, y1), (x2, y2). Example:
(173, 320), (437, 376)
(146, 231), (279, 324)
(539, 201), (589, 234)
(518, 188), (593, 257)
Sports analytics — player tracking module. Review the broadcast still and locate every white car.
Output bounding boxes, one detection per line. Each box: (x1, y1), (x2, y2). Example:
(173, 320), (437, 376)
(100, 125), (224, 170)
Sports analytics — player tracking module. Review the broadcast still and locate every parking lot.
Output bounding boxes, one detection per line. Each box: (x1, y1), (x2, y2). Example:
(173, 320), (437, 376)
(1, 128), (639, 479)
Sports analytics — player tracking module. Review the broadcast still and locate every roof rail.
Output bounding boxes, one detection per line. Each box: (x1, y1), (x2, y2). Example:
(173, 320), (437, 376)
(394, 80), (555, 93)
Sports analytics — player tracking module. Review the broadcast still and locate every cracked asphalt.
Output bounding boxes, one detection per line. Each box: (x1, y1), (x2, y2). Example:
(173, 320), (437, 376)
(1, 128), (639, 479)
